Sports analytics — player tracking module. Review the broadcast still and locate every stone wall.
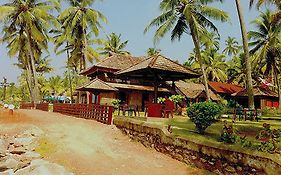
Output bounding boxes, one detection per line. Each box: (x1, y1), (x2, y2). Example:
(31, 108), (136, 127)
(113, 118), (281, 175)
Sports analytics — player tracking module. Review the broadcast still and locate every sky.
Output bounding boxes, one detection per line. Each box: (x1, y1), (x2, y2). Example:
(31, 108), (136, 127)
(0, 0), (275, 83)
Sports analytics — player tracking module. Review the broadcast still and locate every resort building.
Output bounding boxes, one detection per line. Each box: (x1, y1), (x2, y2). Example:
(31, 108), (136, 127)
(76, 54), (175, 110)
(232, 86), (279, 109)
(208, 81), (243, 100)
(174, 81), (219, 104)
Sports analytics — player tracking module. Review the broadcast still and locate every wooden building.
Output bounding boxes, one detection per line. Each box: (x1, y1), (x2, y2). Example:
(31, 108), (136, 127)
(174, 81), (219, 105)
(76, 54), (173, 110)
(208, 81), (243, 100)
(232, 86), (279, 109)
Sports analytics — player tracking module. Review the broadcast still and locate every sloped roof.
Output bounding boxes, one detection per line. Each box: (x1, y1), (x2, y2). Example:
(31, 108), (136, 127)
(175, 81), (219, 101)
(233, 86), (278, 98)
(208, 81), (243, 94)
(107, 82), (170, 92)
(77, 78), (118, 92)
(116, 54), (200, 81)
(80, 54), (145, 76)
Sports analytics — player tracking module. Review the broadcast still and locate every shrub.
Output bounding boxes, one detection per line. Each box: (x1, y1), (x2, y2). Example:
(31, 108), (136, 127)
(261, 107), (281, 116)
(187, 101), (223, 134)
(220, 121), (237, 143)
(111, 99), (121, 109)
(169, 95), (185, 104)
(256, 123), (281, 153)
(157, 97), (165, 104)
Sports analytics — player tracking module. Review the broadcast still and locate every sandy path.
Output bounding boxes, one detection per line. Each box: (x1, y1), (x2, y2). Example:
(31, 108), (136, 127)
(0, 109), (208, 175)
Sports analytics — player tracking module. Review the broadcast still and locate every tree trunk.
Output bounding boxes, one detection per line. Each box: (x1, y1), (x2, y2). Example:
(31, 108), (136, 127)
(274, 68), (281, 108)
(26, 30), (40, 103)
(25, 63), (34, 102)
(82, 29), (88, 71)
(188, 23), (211, 101)
(66, 42), (73, 103)
(235, 0), (255, 109)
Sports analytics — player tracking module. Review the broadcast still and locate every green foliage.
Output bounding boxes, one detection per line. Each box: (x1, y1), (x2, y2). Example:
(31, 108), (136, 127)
(256, 123), (281, 153)
(220, 121), (237, 143)
(227, 99), (240, 108)
(97, 33), (130, 56)
(157, 97), (166, 104)
(187, 101), (223, 134)
(261, 107), (281, 115)
(111, 99), (121, 109)
(169, 95), (185, 104)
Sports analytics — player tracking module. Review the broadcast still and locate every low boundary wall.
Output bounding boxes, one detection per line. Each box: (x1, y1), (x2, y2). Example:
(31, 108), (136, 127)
(114, 117), (281, 175)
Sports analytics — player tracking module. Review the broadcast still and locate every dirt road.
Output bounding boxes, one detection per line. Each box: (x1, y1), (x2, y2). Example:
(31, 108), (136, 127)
(0, 109), (208, 175)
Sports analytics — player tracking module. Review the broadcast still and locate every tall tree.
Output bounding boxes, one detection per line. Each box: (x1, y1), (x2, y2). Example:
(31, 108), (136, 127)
(223, 36), (241, 57)
(97, 33), (130, 56)
(145, 0), (229, 101)
(0, 0), (58, 102)
(250, 0), (281, 23)
(190, 49), (228, 82)
(57, 0), (107, 71)
(249, 10), (281, 107)
(235, 0), (255, 109)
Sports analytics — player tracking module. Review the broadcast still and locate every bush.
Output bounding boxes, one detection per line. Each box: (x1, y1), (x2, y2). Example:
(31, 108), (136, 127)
(187, 101), (223, 134)
(220, 121), (237, 143)
(261, 107), (281, 116)
(169, 95), (185, 104)
(111, 99), (121, 109)
(256, 123), (281, 153)
(157, 97), (165, 104)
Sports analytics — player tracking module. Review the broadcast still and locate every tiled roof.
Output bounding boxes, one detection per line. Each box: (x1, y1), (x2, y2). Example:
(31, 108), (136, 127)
(77, 78), (118, 91)
(175, 81), (219, 101)
(233, 86), (278, 98)
(116, 54), (200, 80)
(208, 81), (243, 94)
(107, 82), (170, 92)
(80, 54), (145, 76)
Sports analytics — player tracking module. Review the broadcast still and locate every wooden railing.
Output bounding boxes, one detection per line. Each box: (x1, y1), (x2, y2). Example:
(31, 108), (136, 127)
(53, 103), (113, 125)
(20, 103), (35, 109)
(234, 108), (261, 121)
(35, 103), (49, 112)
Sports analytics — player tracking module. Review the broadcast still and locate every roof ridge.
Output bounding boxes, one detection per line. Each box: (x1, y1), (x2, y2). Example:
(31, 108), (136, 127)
(148, 55), (159, 67)
(95, 55), (115, 66)
(93, 77), (118, 90)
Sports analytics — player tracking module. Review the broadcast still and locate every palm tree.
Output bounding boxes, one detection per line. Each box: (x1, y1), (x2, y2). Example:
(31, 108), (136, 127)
(98, 33), (130, 56)
(250, 0), (281, 23)
(223, 36), (241, 57)
(248, 10), (281, 107)
(235, 0), (255, 109)
(58, 0), (107, 71)
(145, 0), (229, 101)
(200, 31), (220, 51)
(146, 48), (161, 56)
(191, 49), (228, 82)
(0, 0), (58, 103)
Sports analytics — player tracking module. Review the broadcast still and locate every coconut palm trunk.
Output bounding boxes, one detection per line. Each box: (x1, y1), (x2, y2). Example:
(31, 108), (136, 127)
(26, 30), (40, 103)
(235, 0), (255, 109)
(66, 42), (73, 102)
(189, 23), (211, 101)
(25, 62), (34, 101)
(274, 68), (281, 108)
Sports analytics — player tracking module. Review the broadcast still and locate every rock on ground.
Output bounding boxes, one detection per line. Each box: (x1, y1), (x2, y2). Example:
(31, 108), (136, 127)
(14, 159), (74, 175)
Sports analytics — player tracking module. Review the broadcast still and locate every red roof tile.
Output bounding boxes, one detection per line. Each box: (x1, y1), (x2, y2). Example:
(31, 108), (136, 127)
(208, 81), (243, 94)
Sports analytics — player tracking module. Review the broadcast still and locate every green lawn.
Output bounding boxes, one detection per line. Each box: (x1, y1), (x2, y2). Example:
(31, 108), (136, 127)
(114, 114), (281, 154)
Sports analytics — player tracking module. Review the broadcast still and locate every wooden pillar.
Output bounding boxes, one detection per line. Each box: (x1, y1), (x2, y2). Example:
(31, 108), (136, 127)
(154, 82), (158, 103)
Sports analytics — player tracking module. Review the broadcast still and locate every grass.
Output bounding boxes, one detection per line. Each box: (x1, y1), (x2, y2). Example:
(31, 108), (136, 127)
(115, 115), (281, 154)
(35, 137), (57, 157)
